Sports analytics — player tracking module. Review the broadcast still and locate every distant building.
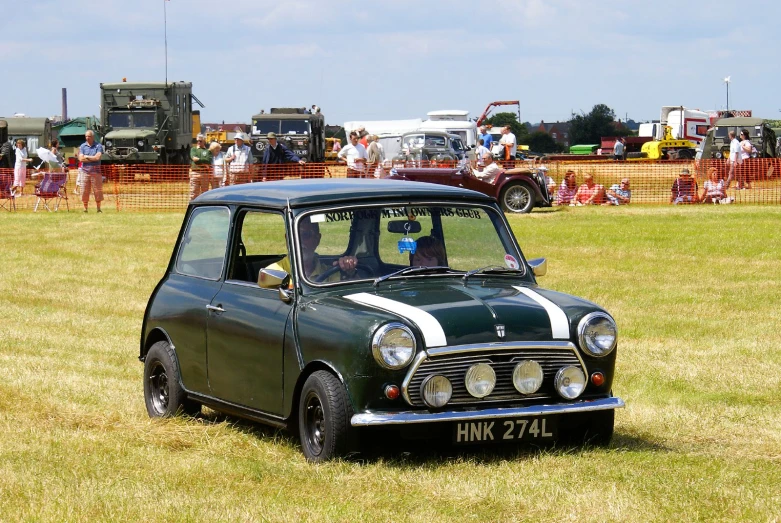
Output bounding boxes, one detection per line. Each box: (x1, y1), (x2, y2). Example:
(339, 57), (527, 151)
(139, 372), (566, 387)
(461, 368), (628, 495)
(535, 120), (571, 147)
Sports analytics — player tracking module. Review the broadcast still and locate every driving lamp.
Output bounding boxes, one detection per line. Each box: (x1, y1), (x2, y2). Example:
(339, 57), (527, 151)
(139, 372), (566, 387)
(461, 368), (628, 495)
(105, 140), (113, 147)
(464, 363), (496, 398)
(372, 323), (416, 370)
(137, 140), (145, 147)
(554, 366), (586, 400)
(513, 360), (544, 394)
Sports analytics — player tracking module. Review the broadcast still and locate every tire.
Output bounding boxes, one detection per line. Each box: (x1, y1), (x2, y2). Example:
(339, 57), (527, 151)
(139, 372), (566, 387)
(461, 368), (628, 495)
(676, 149), (693, 160)
(565, 409), (614, 447)
(143, 341), (200, 418)
(298, 371), (353, 462)
(501, 183), (535, 214)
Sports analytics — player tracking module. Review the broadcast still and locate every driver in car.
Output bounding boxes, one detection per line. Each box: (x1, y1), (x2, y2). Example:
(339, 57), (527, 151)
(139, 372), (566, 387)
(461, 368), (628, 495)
(269, 217), (359, 282)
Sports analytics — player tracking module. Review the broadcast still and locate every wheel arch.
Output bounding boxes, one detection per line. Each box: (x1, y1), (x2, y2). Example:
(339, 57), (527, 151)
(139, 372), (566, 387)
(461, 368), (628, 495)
(286, 360), (352, 428)
(141, 327), (173, 361)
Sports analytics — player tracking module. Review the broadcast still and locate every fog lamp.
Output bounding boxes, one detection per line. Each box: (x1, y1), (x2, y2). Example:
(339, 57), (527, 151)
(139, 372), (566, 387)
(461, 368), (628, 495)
(513, 360), (544, 395)
(464, 363), (496, 398)
(420, 375), (452, 408)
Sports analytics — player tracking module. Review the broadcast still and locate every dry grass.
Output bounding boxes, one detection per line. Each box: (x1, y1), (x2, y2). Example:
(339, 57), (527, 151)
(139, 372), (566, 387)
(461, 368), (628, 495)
(1, 206), (780, 522)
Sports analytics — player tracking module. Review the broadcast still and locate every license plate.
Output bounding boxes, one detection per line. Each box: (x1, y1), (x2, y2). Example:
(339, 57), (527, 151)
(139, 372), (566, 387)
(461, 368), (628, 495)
(453, 417), (557, 444)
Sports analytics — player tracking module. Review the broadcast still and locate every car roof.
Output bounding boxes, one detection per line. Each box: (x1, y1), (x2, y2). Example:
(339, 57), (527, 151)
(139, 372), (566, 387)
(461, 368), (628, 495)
(192, 179), (496, 209)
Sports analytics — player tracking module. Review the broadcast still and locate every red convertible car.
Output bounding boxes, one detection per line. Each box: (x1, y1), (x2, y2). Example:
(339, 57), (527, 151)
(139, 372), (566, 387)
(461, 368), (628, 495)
(387, 164), (552, 214)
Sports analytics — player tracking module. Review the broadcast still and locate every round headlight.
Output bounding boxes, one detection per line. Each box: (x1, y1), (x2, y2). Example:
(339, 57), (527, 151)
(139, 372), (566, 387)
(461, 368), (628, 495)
(420, 375), (452, 408)
(578, 312), (617, 357)
(555, 366), (586, 399)
(105, 140), (113, 147)
(513, 360), (544, 395)
(137, 140), (145, 147)
(371, 323), (416, 370)
(464, 363), (496, 398)
(715, 152), (722, 159)
(255, 141), (264, 151)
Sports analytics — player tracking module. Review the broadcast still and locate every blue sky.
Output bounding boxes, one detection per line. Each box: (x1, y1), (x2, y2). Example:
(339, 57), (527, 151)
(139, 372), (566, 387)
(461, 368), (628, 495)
(1, 0), (778, 127)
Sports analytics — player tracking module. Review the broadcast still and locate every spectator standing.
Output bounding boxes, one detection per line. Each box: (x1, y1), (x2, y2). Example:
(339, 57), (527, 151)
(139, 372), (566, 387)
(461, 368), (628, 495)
(189, 133), (212, 200)
(12, 139), (31, 197)
(700, 167), (728, 204)
(479, 126), (493, 151)
(78, 131), (105, 211)
(499, 126), (517, 163)
(209, 142), (225, 188)
(613, 138), (625, 161)
(574, 173), (606, 205)
(338, 131), (368, 177)
(556, 171), (578, 205)
(359, 129), (369, 149)
(225, 132), (254, 185)
(332, 138), (342, 153)
(725, 130), (740, 189)
(261, 131), (305, 181)
(475, 139), (490, 167)
(367, 135), (383, 178)
(670, 167), (699, 204)
(604, 178), (631, 205)
(737, 129), (756, 190)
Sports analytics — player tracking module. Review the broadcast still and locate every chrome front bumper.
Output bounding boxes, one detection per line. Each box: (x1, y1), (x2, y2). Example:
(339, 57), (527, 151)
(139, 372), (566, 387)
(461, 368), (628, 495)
(351, 397), (624, 427)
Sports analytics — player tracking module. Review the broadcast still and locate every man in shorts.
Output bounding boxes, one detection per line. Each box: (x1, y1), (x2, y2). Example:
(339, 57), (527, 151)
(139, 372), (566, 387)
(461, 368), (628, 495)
(78, 130), (104, 212)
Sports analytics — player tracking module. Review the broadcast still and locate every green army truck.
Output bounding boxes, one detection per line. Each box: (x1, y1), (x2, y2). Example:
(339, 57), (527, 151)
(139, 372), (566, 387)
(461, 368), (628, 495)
(250, 108), (325, 163)
(0, 116), (52, 158)
(100, 81), (204, 164)
(701, 117), (777, 161)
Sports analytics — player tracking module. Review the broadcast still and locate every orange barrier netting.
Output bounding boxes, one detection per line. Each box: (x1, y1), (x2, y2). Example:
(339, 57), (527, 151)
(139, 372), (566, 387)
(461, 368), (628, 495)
(1, 159), (780, 212)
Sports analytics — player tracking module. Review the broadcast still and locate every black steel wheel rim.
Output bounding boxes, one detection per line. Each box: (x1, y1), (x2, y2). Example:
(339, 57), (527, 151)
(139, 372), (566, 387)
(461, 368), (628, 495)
(148, 361), (169, 414)
(505, 185), (530, 212)
(304, 391), (326, 456)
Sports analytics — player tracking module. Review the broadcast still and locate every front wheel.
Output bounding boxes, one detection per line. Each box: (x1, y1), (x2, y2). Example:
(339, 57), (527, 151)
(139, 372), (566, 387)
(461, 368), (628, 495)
(501, 183), (535, 213)
(298, 371), (353, 462)
(143, 341), (200, 418)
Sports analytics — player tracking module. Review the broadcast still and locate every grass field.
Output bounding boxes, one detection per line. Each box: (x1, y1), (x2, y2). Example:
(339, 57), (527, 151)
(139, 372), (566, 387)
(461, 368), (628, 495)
(1, 205), (780, 522)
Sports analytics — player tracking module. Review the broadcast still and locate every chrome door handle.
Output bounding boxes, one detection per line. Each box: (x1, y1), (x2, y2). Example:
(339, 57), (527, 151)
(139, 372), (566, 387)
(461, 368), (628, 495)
(206, 304), (225, 313)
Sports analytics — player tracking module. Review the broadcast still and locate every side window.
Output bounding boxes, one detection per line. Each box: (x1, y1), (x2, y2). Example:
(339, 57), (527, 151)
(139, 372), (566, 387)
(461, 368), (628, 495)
(228, 211), (287, 283)
(176, 207), (231, 280)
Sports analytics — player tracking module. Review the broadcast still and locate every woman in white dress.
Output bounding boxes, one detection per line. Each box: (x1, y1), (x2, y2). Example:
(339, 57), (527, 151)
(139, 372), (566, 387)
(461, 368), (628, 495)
(12, 139), (32, 197)
(209, 142), (225, 188)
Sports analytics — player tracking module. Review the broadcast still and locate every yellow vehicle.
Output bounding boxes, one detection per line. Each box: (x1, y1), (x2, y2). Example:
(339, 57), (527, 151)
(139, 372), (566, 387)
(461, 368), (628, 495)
(191, 110), (201, 143)
(325, 137), (341, 161)
(639, 126), (697, 160)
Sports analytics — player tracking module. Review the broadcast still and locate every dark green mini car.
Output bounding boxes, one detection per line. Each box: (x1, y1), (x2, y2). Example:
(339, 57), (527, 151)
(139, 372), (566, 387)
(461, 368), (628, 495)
(140, 179), (624, 461)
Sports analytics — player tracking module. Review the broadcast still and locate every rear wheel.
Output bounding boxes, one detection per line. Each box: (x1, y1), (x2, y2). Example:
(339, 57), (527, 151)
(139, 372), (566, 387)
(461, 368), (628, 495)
(501, 183), (535, 214)
(143, 341), (200, 418)
(676, 149), (694, 160)
(298, 371), (353, 462)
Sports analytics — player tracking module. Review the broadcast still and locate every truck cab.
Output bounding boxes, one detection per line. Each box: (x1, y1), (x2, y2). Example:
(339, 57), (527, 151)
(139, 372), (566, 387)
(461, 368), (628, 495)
(100, 81), (202, 164)
(250, 108), (325, 163)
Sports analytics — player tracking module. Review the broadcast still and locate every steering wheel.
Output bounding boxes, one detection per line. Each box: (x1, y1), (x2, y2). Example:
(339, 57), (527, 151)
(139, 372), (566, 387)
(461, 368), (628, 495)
(315, 263), (374, 283)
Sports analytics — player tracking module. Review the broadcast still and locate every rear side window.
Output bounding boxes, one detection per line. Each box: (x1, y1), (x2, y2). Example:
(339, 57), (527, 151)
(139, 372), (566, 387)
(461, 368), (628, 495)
(176, 207), (231, 280)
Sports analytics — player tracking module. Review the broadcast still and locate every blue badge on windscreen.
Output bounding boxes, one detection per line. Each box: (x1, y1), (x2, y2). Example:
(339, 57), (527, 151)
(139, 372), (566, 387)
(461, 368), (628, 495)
(398, 236), (417, 254)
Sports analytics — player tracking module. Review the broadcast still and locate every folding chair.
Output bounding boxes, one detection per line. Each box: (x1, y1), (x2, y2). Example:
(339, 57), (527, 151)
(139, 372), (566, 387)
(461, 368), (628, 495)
(0, 171), (16, 211)
(33, 171), (69, 212)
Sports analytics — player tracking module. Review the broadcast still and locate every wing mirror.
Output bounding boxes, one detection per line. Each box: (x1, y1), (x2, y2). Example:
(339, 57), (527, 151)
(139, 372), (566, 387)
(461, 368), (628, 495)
(259, 268), (290, 289)
(527, 257), (547, 277)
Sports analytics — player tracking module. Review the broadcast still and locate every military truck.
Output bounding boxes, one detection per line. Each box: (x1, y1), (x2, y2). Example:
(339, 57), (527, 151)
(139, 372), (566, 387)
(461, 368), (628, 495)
(100, 81), (204, 164)
(0, 116), (52, 157)
(250, 108), (325, 163)
(700, 117), (777, 161)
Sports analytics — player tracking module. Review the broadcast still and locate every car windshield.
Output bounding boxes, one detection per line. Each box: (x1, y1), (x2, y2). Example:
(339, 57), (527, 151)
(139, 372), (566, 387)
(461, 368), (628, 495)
(451, 138), (465, 152)
(253, 119), (281, 135)
(109, 111), (154, 128)
(295, 203), (525, 286)
(280, 120), (309, 135)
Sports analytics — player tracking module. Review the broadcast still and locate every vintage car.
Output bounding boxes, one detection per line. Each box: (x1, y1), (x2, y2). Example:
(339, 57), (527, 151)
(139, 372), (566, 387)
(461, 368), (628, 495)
(387, 164), (552, 214)
(392, 131), (466, 165)
(141, 179), (623, 461)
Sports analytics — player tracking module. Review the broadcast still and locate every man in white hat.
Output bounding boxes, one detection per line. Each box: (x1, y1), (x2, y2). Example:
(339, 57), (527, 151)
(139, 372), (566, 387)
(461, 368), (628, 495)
(224, 132), (254, 185)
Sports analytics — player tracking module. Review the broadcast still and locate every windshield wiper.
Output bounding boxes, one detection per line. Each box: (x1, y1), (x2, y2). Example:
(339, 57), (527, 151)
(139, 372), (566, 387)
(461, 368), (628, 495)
(373, 266), (457, 287)
(462, 265), (524, 284)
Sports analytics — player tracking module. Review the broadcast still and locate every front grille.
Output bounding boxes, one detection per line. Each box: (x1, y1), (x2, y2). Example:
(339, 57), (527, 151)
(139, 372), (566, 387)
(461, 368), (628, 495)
(114, 139), (137, 148)
(404, 347), (585, 407)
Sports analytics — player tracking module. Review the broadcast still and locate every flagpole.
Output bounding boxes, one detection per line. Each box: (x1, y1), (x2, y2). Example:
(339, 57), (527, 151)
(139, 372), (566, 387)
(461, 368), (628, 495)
(164, 0), (168, 85)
